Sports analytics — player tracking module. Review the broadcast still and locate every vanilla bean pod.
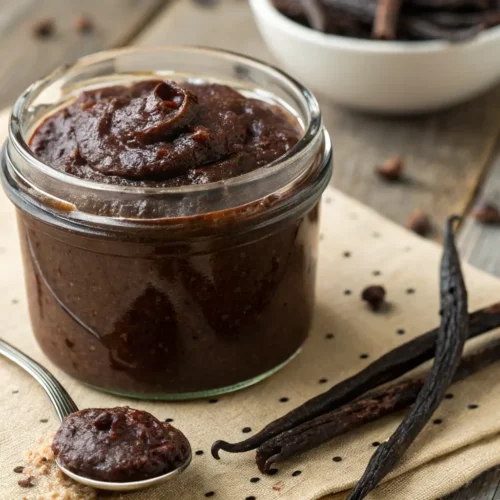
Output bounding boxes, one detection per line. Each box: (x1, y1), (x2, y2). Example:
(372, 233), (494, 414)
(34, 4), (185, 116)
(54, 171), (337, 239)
(211, 300), (500, 459)
(407, 0), (488, 9)
(299, 0), (328, 31)
(402, 16), (484, 40)
(373, 0), (402, 39)
(348, 217), (468, 499)
(256, 336), (500, 473)
(273, 0), (498, 40)
(322, 0), (377, 22)
(486, 9), (500, 26)
(417, 11), (485, 26)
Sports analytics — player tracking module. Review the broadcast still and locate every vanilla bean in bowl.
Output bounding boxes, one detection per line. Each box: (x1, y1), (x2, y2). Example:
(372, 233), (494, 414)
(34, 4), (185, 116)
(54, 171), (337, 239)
(373, 0), (402, 39)
(299, 0), (328, 31)
(408, 0), (488, 8)
(272, 0), (500, 41)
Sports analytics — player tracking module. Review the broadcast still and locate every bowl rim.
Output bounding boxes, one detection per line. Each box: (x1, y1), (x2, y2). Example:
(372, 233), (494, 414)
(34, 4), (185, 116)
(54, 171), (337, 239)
(250, 0), (500, 53)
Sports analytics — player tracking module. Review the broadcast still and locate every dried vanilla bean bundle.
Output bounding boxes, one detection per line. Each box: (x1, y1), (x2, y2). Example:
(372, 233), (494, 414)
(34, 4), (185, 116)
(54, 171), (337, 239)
(256, 336), (500, 473)
(273, 0), (499, 41)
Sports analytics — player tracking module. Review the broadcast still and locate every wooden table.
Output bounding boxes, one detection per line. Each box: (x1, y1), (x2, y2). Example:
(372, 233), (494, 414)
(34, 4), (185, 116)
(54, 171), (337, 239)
(2, 0), (500, 497)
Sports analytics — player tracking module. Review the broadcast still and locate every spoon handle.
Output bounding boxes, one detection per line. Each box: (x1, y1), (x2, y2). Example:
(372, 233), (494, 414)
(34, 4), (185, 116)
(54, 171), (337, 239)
(0, 338), (79, 421)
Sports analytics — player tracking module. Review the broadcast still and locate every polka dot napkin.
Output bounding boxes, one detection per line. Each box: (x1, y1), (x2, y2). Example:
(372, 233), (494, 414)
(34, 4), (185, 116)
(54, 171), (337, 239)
(2, 107), (500, 500)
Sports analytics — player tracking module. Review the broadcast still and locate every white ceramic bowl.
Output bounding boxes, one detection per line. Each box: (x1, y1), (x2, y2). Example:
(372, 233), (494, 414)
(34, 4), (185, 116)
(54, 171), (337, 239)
(249, 0), (500, 113)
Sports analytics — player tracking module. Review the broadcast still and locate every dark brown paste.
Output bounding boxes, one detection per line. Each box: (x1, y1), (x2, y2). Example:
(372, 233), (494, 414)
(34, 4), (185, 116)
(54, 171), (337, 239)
(30, 80), (301, 186)
(18, 78), (320, 397)
(52, 407), (190, 482)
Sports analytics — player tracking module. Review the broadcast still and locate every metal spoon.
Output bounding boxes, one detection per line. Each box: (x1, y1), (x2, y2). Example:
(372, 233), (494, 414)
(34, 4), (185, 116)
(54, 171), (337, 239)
(0, 338), (192, 492)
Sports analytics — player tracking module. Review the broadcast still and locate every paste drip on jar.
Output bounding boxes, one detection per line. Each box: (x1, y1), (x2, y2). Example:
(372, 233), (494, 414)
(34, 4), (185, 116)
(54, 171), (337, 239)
(30, 80), (301, 187)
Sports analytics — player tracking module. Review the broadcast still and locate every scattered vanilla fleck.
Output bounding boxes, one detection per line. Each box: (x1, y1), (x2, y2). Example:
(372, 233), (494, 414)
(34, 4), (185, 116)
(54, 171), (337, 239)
(17, 433), (97, 500)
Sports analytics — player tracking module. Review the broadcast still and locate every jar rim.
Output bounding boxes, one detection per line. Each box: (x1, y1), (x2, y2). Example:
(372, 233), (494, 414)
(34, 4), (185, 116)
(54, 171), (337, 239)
(9, 45), (323, 197)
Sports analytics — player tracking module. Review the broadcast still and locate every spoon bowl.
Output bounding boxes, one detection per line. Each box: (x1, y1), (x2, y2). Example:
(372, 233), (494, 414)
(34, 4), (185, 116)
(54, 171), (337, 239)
(0, 337), (192, 492)
(56, 451), (192, 492)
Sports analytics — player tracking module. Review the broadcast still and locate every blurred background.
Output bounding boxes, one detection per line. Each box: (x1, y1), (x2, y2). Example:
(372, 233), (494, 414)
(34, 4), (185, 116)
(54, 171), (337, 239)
(0, 0), (267, 110)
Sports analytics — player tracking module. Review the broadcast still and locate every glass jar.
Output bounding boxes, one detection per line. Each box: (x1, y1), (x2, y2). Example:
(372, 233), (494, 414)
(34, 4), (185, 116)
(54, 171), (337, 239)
(1, 47), (332, 399)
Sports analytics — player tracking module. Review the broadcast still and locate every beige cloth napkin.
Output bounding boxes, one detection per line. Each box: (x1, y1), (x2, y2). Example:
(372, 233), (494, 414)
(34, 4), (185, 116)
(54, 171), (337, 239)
(1, 107), (500, 500)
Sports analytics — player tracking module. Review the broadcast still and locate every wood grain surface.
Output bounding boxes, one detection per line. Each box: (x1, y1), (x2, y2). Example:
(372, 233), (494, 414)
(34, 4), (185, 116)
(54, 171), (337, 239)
(0, 0), (169, 109)
(458, 142), (500, 277)
(446, 150), (500, 500)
